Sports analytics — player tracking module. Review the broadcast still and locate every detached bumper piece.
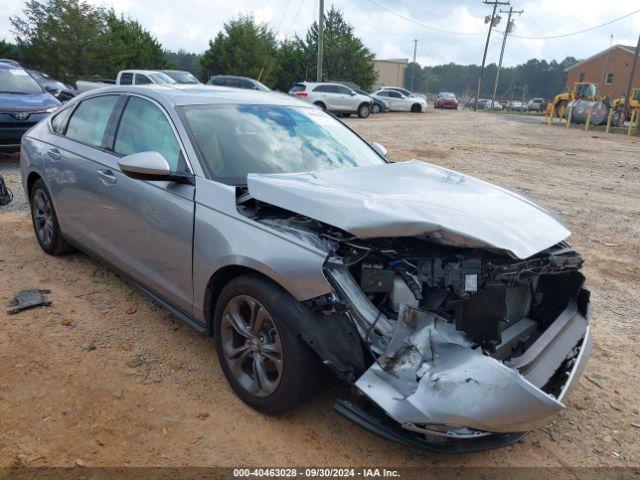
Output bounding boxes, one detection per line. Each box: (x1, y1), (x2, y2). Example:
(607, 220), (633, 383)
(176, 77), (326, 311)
(348, 299), (591, 446)
(334, 400), (526, 453)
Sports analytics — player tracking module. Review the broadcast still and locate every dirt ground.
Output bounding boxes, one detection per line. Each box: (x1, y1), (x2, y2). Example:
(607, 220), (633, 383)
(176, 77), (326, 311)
(0, 111), (639, 468)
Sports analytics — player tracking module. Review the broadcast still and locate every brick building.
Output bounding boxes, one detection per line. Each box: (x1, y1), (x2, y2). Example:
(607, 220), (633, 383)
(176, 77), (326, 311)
(566, 44), (639, 98)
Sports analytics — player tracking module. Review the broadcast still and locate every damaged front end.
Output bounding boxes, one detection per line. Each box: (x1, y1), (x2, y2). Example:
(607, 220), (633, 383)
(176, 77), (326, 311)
(324, 238), (591, 451)
(238, 187), (591, 452)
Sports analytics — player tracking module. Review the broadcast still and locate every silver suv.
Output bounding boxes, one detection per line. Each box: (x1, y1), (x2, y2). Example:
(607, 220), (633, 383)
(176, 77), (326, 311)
(289, 82), (372, 118)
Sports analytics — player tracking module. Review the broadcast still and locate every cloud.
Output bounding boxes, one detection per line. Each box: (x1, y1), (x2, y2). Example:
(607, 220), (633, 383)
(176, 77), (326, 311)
(0, 0), (638, 67)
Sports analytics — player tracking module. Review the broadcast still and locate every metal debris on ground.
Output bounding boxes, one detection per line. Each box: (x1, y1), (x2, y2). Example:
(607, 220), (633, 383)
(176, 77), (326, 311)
(7, 289), (52, 314)
(0, 175), (13, 206)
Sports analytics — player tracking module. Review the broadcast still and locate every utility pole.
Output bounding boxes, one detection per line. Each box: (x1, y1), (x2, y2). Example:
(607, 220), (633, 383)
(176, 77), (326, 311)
(411, 39), (418, 91)
(475, 0), (510, 111)
(316, 0), (324, 82)
(490, 6), (522, 110)
(623, 32), (640, 118)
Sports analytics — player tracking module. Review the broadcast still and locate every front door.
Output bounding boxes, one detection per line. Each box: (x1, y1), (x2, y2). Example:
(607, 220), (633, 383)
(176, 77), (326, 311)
(94, 94), (195, 313)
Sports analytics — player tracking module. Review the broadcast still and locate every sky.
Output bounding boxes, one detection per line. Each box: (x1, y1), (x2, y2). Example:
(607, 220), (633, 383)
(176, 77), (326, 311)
(1, 0), (639, 67)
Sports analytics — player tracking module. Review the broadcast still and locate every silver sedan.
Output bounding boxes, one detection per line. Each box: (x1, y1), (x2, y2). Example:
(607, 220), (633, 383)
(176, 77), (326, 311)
(20, 85), (591, 452)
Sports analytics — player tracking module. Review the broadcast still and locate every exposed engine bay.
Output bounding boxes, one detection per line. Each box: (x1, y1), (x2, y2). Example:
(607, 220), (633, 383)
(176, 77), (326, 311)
(239, 192), (592, 451)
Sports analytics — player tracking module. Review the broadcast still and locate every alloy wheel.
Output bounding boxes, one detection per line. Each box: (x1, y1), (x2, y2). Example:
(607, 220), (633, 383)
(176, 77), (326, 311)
(220, 295), (283, 397)
(33, 189), (54, 247)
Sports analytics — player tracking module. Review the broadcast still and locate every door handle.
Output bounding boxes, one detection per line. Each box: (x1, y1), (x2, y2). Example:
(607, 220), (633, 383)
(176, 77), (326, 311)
(97, 169), (117, 186)
(46, 148), (61, 161)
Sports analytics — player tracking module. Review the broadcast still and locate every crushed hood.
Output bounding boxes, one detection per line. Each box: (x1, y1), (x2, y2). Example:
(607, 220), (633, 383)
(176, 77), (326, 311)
(247, 160), (570, 259)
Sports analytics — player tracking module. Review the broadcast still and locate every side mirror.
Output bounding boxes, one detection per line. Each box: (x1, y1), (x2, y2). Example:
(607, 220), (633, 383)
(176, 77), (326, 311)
(370, 142), (387, 157)
(118, 151), (172, 181)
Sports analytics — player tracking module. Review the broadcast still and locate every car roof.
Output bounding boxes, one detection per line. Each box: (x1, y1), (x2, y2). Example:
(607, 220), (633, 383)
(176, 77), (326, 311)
(74, 84), (305, 108)
(120, 70), (164, 75)
(211, 75), (255, 81)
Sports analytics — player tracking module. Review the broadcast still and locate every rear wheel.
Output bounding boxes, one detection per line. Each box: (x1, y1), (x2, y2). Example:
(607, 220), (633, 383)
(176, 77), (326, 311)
(357, 103), (371, 118)
(313, 101), (327, 111)
(30, 179), (72, 256)
(213, 274), (325, 414)
(371, 103), (381, 114)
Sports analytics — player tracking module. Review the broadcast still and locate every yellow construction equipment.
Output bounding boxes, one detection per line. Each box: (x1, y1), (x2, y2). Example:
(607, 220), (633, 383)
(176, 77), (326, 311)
(606, 88), (640, 134)
(546, 82), (609, 127)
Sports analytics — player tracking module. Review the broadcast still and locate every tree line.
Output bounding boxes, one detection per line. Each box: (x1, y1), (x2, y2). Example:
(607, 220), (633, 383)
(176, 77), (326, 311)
(404, 57), (579, 100)
(2, 0), (576, 98)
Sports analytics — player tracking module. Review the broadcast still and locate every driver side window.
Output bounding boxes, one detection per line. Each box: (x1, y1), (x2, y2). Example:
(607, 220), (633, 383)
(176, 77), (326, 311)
(114, 96), (184, 171)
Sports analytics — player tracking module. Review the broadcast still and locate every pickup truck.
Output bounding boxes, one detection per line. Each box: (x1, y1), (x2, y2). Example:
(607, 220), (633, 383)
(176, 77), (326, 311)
(76, 70), (176, 93)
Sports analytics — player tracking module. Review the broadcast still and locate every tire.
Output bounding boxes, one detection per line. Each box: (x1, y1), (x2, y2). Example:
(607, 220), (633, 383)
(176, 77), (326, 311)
(213, 274), (325, 414)
(357, 103), (371, 118)
(313, 101), (327, 111)
(30, 179), (73, 255)
(411, 103), (422, 113)
(371, 103), (381, 114)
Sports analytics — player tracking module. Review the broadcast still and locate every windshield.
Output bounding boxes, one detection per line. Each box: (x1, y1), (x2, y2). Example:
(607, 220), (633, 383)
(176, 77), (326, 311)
(182, 105), (386, 182)
(0, 68), (43, 94)
(440, 92), (455, 99)
(164, 71), (200, 84)
(148, 72), (177, 85)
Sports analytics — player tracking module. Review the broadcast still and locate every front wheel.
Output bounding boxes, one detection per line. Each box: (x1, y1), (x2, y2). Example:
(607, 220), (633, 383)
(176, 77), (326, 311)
(410, 103), (422, 113)
(213, 274), (325, 414)
(357, 103), (371, 118)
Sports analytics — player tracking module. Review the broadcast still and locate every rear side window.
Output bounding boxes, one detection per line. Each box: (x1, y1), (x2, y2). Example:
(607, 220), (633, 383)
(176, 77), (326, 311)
(65, 95), (119, 148)
(114, 96), (183, 171)
(119, 73), (133, 85)
(135, 74), (152, 85)
(389, 91), (402, 98)
(376, 91), (388, 97)
(50, 107), (74, 135)
(313, 85), (337, 93)
(209, 77), (225, 86)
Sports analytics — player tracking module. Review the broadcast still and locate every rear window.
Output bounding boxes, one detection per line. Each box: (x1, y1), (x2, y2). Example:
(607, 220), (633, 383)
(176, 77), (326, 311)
(290, 84), (306, 92)
(119, 72), (133, 85)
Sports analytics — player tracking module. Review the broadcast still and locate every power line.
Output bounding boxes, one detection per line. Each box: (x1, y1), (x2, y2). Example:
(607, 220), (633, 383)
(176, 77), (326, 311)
(284, 0), (305, 38)
(364, 0), (487, 37)
(510, 8), (640, 39)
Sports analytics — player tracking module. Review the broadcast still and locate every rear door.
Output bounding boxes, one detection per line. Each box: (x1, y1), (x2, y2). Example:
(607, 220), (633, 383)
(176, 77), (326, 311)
(97, 94), (195, 313)
(45, 94), (121, 248)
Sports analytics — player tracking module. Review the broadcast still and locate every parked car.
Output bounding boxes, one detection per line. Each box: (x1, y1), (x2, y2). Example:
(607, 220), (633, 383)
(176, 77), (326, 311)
(507, 100), (526, 112)
(434, 92), (459, 110)
(207, 75), (270, 91)
(527, 98), (546, 112)
(20, 85), (591, 452)
(76, 70), (176, 93)
(289, 82), (373, 118)
(162, 70), (201, 85)
(373, 88), (427, 112)
(379, 86), (415, 98)
(0, 61), (60, 152)
(352, 88), (388, 113)
(27, 69), (76, 102)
